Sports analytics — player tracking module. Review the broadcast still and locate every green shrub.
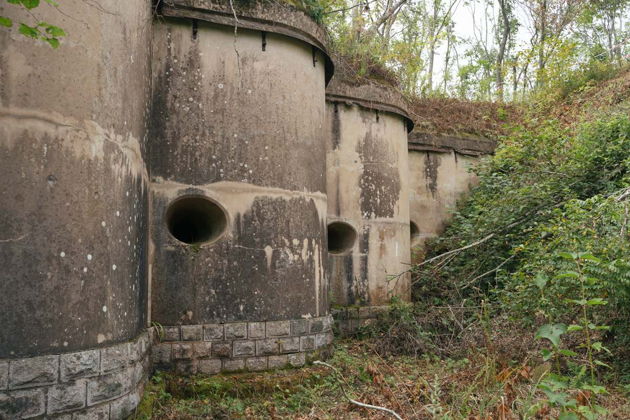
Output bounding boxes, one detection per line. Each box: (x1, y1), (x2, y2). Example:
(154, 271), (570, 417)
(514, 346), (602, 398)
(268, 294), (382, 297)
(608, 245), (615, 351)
(413, 112), (630, 365)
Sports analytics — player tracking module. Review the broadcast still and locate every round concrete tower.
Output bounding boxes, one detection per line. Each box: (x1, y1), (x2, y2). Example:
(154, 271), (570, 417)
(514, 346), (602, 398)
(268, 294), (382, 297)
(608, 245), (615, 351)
(149, 1), (334, 373)
(407, 134), (496, 262)
(0, 0), (152, 418)
(325, 77), (413, 331)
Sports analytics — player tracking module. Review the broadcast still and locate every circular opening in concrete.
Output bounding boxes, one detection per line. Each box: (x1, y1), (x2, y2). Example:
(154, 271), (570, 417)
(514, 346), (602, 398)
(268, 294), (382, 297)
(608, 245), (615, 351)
(410, 221), (419, 239)
(410, 221), (422, 247)
(166, 196), (228, 245)
(327, 221), (357, 255)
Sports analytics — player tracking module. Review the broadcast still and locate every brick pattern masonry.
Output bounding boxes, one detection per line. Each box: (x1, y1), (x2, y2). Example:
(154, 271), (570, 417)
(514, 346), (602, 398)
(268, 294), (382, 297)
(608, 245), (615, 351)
(332, 306), (390, 336)
(0, 332), (151, 420)
(0, 316), (334, 419)
(152, 316), (334, 374)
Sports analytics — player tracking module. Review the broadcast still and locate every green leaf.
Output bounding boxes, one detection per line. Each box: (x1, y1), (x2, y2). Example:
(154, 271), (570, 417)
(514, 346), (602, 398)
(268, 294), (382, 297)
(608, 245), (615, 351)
(567, 324), (583, 332)
(534, 274), (548, 290)
(586, 276), (599, 285)
(558, 251), (577, 260)
(586, 298), (607, 306)
(578, 253), (601, 263)
(577, 365), (587, 380)
(567, 299), (588, 305)
(45, 37), (59, 48)
(577, 404), (608, 420)
(575, 407), (598, 420)
(593, 342), (612, 354)
(594, 360), (612, 369)
(44, 0), (59, 5)
(19, 23), (39, 38)
(558, 349), (578, 357)
(20, 0), (40, 10)
(541, 348), (554, 361)
(559, 412), (579, 420)
(540, 388), (572, 406)
(44, 24), (65, 37)
(557, 271), (580, 279)
(536, 323), (567, 347)
(581, 384), (608, 394)
(7, 0), (21, 4)
(0, 16), (12, 27)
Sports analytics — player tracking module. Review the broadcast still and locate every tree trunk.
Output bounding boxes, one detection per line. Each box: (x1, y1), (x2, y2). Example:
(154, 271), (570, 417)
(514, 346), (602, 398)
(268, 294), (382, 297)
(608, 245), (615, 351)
(537, 0), (547, 87)
(443, 24), (453, 92)
(426, 0), (441, 92)
(495, 0), (511, 101)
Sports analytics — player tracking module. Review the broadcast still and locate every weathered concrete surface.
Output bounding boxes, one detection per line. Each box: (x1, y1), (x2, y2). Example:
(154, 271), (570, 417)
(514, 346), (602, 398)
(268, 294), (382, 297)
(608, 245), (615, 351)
(0, 0), (152, 358)
(149, 11), (330, 324)
(407, 133), (495, 261)
(326, 80), (412, 306)
(159, 0), (334, 82)
(408, 133), (496, 155)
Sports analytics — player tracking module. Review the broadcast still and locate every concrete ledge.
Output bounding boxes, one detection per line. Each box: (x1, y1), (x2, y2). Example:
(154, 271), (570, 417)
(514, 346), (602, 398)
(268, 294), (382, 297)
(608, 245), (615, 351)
(153, 316), (334, 374)
(326, 78), (414, 132)
(408, 132), (496, 156)
(159, 0), (334, 83)
(0, 332), (151, 419)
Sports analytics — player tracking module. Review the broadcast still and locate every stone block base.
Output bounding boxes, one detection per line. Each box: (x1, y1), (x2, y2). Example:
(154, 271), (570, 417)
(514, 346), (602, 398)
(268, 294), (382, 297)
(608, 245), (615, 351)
(0, 332), (151, 419)
(332, 305), (389, 336)
(0, 316), (335, 419)
(152, 315), (334, 374)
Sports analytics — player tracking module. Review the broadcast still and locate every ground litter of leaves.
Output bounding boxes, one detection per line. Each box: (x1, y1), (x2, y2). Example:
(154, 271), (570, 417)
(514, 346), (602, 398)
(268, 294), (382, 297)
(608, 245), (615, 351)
(132, 339), (630, 419)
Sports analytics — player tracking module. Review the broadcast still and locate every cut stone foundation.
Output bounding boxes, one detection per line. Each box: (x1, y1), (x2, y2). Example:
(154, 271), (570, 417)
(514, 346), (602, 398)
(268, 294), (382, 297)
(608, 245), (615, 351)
(0, 318), (335, 418)
(152, 316), (334, 374)
(0, 332), (151, 419)
(332, 306), (390, 336)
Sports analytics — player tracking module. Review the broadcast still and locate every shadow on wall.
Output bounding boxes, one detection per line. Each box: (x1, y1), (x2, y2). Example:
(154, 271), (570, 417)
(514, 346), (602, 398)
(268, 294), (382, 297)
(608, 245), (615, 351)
(407, 133), (497, 263)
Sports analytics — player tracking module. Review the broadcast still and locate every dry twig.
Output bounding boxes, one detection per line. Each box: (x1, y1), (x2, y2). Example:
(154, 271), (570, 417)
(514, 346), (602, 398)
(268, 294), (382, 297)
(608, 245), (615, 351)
(313, 361), (404, 420)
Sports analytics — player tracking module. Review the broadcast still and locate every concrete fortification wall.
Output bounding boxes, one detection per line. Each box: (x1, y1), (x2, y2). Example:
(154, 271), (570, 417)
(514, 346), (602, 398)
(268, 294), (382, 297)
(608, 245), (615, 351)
(0, 0), (498, 417)
(407, 134), (496, 261)
(326, 79), (413, 308)
(148, 0), (334, 374)
(0, 0), (152, 362)
(0, 0), (153, 417)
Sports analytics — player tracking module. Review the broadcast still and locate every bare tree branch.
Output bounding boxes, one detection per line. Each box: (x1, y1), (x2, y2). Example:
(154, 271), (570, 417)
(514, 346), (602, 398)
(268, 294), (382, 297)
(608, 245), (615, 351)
(313, 361), (404, 420)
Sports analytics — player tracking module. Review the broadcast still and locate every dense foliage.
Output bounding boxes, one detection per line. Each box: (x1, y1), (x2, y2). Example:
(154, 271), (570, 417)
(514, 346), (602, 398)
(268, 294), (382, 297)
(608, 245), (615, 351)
(411, 71), (630, 379)
(316, 0), (630, 100)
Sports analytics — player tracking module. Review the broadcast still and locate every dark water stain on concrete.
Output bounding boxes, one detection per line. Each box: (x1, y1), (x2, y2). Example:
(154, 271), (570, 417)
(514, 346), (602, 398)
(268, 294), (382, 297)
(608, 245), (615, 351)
(424, 152), (440, 197)
(357, 130), (400, 218)
(152, 194), (326, 324)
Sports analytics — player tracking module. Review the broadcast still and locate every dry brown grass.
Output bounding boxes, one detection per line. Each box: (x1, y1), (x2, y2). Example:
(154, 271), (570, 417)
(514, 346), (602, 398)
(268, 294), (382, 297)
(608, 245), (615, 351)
(331, 51), (401, 88)
(549, 66), (630, 129)
(134, 339), (630, 419)
(408, 96), (522, 139)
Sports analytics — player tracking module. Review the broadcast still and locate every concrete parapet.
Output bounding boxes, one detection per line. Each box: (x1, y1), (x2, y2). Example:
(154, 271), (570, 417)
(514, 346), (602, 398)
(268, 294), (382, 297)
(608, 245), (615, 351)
(408, 133), (496, 156)
(159, 0), (334, 82)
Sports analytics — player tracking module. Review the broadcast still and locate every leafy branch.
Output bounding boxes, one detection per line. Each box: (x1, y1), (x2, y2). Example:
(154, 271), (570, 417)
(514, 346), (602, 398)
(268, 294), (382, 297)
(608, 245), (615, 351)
(534, 251), (612, 419)
(1, 0), (66, 48)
